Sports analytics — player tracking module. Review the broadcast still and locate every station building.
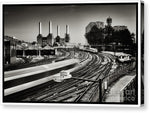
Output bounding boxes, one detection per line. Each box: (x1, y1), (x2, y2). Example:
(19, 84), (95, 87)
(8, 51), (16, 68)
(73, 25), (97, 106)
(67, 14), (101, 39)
(4, 36), (19, 64)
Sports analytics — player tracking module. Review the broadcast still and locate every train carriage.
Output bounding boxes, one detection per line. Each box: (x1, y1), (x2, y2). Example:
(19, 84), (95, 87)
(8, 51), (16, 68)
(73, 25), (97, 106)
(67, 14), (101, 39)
(116, 53), (132, 62)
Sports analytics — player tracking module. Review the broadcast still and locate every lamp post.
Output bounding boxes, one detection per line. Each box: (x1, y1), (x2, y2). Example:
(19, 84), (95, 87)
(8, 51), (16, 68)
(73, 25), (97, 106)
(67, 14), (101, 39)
(21, 43), (28, 57)
(70, 77), (103, 103)
(103, 33), (106, 51)
(112, 42), (116, 56)
(38, 46), (42, 57)
(99, 79), (102, 103)
(73, 45), (76, 59)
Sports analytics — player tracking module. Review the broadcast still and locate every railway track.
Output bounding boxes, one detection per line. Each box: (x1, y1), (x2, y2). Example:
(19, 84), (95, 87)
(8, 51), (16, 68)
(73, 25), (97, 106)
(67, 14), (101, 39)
(4, 47), (136, 103)
(22, 52), (113, 102)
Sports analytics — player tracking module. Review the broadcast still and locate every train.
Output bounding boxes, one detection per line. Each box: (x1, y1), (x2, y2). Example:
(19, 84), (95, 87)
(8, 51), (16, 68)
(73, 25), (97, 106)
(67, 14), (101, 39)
(115, 52), (132, 63)
(101, 51), (132, 63)
(53, 70), (72, 82)
(79, 46), (98, 53)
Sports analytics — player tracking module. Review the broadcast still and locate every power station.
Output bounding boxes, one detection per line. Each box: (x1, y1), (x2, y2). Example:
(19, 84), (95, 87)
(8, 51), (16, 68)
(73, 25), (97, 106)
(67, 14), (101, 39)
(37, 21), (70, 47)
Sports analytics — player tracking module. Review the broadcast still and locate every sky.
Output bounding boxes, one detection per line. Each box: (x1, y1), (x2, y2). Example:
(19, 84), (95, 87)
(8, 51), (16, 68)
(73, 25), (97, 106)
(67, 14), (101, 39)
(4, 4), (137, 44)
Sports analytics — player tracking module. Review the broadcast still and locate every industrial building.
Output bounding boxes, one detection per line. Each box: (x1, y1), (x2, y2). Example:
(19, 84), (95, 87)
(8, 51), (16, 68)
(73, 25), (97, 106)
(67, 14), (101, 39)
(113, 26), (128, 31)
(37, 21), (54, 47)
(37, 21), (70, 47)
(86, 17), (128, 34)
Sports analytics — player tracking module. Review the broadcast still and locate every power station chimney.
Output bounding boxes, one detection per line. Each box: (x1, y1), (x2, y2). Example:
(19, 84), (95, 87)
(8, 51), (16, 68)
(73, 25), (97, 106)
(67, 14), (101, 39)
(57, 25), (60, 36)
(49, 21), (52, 34)
(66, 25), (69, 34)
(65, 25), (70, 43)
(39, 22), (42, 34)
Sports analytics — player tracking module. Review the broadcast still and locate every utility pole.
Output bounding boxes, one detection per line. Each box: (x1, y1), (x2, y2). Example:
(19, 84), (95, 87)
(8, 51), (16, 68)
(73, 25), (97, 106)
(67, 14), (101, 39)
(99, 79), (102, 103)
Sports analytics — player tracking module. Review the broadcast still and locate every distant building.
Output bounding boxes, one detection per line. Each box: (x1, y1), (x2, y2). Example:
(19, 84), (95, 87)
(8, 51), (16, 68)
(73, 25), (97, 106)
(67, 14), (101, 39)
(65, 25), (70, 43)
(37, 22), (70, 47)
(113, 26), (128, 31)
(85, 17), (135, 46)
(4, 36), (19, 64)
(55, 25), (61, 43)
(4, 36), (32, 64)
(106, 16), (112, 26)
(54, 25), (66, 46)
(85, 17), (128, 34)
(86, 21), (104, 33)
(37, 21), (54, 47)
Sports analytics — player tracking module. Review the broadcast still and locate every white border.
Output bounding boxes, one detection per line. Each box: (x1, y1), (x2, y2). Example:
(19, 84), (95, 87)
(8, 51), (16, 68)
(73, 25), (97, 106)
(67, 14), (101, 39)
(0, 0), (142, 4)
(138, 1), (141, 106)
(0, 0), (142, 107)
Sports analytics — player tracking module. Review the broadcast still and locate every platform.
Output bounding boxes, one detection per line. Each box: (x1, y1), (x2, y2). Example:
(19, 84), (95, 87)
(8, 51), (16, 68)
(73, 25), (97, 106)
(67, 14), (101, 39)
(4, 59), (80, 96)
(4, 59), (79, 81)
(104, 74), (136, 102)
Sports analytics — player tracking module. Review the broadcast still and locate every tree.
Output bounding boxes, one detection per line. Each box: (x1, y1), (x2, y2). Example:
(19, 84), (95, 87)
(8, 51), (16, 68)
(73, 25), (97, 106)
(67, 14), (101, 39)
(131, 33), (135, 43)
(85, 25), (104, 45)
(112, 29), (134, 46)
(85, 24), (134, 47)
(31, 41), (37, 45)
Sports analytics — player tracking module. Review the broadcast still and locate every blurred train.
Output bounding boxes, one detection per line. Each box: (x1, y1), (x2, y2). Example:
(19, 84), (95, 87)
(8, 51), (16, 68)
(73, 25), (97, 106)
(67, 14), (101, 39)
(4, 59), (79, 97)
(53, 70), (72, 82)
(115, 52), (132, 63)
(79, 45), (98, 53)
(101, 51), (132, 63)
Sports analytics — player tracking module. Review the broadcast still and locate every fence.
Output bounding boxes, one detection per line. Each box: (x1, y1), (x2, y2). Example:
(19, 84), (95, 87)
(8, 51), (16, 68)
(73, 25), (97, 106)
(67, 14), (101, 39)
(16, 49), (56, 57)
(120, 76), (136, 103)
(100, 61), (136, 101)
